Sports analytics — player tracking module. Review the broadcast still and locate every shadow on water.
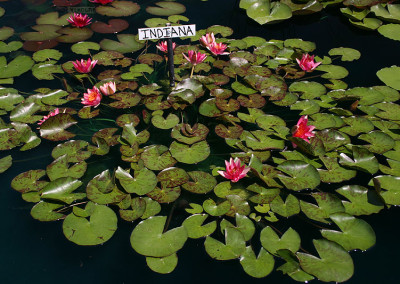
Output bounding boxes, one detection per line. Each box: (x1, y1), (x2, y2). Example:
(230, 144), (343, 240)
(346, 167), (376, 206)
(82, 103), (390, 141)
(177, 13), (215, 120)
(1, 0), (400, 283)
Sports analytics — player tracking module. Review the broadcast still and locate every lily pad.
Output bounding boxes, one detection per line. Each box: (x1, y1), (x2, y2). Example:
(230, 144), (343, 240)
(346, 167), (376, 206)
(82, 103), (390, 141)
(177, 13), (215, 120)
(376, 66), (400, 90)
(56, 27), (94, 43)
(169, 141), (210, 164)
(41, 176), (85, 204)
(63, 202), (118, 245)
(146, 2), (186, 16)
(130, 216), (188, 257)
(71, 41), (100, 55)
(328, 47), (361, 61)
(260, 226), (301, 254)
(378, 24), (400, 41)
(146, 254), (178, 274)
(204, 227), (246, 260)
(182, 214), (217, 239)
(96, 1), (140, 17)
(0, 155), (12, 173)
(100, 34), (145, 54)
(86, 170), (126, 204)
(116, 167), (157, 195)
(277, 160), (320, 191)
(240, 247), (275, 278)
(31, 201), (64, 221)
(0, 55), (34, 79)
(40, 114), (77, 141)
(91, 19), (129, 34)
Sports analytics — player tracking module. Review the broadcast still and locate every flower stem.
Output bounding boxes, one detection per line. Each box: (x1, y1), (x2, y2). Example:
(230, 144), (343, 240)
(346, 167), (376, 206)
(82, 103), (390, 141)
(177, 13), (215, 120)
(190, 65), (194, 78)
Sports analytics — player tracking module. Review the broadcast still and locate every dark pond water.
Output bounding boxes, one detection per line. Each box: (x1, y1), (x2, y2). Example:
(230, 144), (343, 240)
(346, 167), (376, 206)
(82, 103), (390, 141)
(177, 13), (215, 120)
(1, 0), (400, 283)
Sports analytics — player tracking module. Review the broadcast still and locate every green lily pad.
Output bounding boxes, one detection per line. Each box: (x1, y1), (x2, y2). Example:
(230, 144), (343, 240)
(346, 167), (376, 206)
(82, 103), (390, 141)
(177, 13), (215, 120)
(170, 140), (210, 164)
(0, 154), (12, 173)
(241, 0), (293, 25)
(11, 169), (47, 193)
(316, 64), (349, 79)
(41, 177), (85, 204)
(284, 38), (316, 52)
(369, 175), (400, 205)
(46, 154), (86, 181)
(220, 214), (255, 241)
(182, 214), (217, 239)
(146, 185), (181, 203)
(152, 113), (179, 129)
(0, 55), (34, 79)
(32, 63), (64, 80)
(375, 102), (400, 120)
(277, 160), (320, 191)
(318, 156), (357, 183)
(171, 123), (209, 145)
(378, 24), (400, 41)
(63, 202), (118, 245)
(321, 213), (376, 251)
(131, 216), (188, 257)
(100, 34), (145, 54)
(339, 146), (379, 174)
(328, 47), (361, 61)
(52, 140), (91, 163)
(349, 17), (382, 30)
(289, 81), (326, 99)
(240, 247), (275, 278)
(339, 116), (374, 136)
(203, 199), (231, 216)
(300, 192), (345, 224)
(141, 197), (162, 219)
(71, 41), (100, 55)
(204, 227), (246, 260)
(86, 170), (126, 204)
(40, 113), (77, 141)
(277, 250), (315, 282)
(116, 167), (157, 195)
(36, 12), (71, 26)
(56, 27), (93, 43)
(146, 2), (186, 16)
(31, 201), (64, 221)
(199, 98), (223, 117)
(96, 1), (140, 17)
(119, 197), (146, 221)
(376, 66), (400, 90)
(157, 167), (189, 187)
(297, 239), (354, 283)
(181, 171), (217, 194)
(141, 145), (177, 171)
(146, 253), (178, 274)
(0, 27), (14, 41)
(0, 41), (23, 53)
(358, 131), (395, 154)
(20, 25), (60, 41)
(270, 194), (300, 217)
(32, 49), (62, 62)
(260, 226), (301, 254)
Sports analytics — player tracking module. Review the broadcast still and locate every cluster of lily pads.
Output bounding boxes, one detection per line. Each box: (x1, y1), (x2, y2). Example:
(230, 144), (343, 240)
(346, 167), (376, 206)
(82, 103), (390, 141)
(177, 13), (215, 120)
(240, 0), (400, 42)
(2, 0), (400, 282)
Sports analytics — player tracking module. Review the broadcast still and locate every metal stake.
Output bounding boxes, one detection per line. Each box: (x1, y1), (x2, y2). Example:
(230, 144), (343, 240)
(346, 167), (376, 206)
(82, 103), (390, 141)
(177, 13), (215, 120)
(166, 23), (175, 87)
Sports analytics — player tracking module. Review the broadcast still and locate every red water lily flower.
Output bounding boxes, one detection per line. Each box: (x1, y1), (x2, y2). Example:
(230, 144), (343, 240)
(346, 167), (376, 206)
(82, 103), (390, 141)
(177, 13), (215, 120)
(182, 50), (207, 65)
(296, 54), (321, 72)
(99, 81), (116, 95)
(292, 115), (315, 147)
(67, 13), (92, 28)
(200, 33), (215, 48)
(82, 87), (102, 107)
(89, 0), (113, 4)
(37, 108), (60, 126)
(156, 41), (176, 53)
(72, 58), (98, 73)
(218, 157), (250, 183)
(208, 42), (229, 56)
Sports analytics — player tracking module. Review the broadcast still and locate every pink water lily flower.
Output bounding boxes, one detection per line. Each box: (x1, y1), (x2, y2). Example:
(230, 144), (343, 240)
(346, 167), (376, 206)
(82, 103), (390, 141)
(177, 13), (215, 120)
(37, 108), (60, 126)
(99, 81), (116, 96)
(82, 86), (102, 107)
(292, 115), (315, 147)
(182, 50), (207, 65)
(156, 41), (176, 53)
(67, 13), (92, 28)
(200, 33), (215, 48)
(296, 54), (321, 72)
(89, 0), (113, 4)
(218, 157), (250, 183)
(208, 42), (229, 56)
(72, 58), (98, 73)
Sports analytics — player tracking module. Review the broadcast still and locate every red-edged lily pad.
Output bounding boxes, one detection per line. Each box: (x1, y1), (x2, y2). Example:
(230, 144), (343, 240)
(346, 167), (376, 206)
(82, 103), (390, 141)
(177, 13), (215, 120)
(53, 0), (82, 6)
(91, 19), (129, 34)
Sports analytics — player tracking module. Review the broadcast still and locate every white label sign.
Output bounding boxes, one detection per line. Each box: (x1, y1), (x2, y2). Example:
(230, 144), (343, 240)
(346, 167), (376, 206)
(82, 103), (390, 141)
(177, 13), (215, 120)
(138, 24), (196, 41)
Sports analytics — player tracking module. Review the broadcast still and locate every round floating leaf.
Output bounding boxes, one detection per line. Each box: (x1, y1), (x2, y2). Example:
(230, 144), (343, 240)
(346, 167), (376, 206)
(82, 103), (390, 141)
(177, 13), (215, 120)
(147, 185), (181, 203)
(337, 185), (383, 216)
(358, 131), (395, 154)
(205, 227), (246, 260)
(0, 27), (14, 41)
(100, 34), (145, 54)
(116, 114), (140, 127)
(289, 81), (326, 99)
(277, 160), (320, 191)
(40, 113), (77, 141)
(157, 167), (189, 187)
(0, 155), (12, 173)
(23, 40), (59, 52)
(220, 214), (255, 241)
(96, 1), (140, 17)
(328, 47), (361, 61)
(240, 247), (274, 278)
(316, 65), (349, 79)
(215, 124), (243, 139)
(71, 41), (100, 55)
(31, 201), (64, 221)
(0, 41), (23, 53)
(116, 167), (157, 195)
(171, 123), (209, 145)
(321, 213), (376, 251)
(119, 197), (146, 221)
(146, 253), (178, 274)
(261, 226), (301, 255)
(20, 25), (61, 41)
(0, 7), (4, 17)
(300, 192), (345, 224)
(339, 146), (379, 174)
(36, 11), (71, 26)
(152, 113), (179, 129)
(46, 154), (86, 181)
(206, 25), (234, 37)
(146, 1), (186, 16)
(130, 216), (188, 257)
(182, 214), (217, 239)
(284, 38), (316, 52)
(86, 170), (126, 204)
(56, 27), (93, 43)
(378, 24), (400, 41)
(369, 175), (400, 205)
(0, 55), (34, 79)
(203, 199), (231, 216)
(141, 145), (177, 171)
(182, 171), (217, 194)
(91, 19), (129, 34)
(141, 197), (161, 219)
(33, 49), (62, 62)
(63, 202), (118, 245)
(11, 169), (47, 193)
(144, 17), (170, 28)
(243, 0), (292, 25)
(32, 63), (64, 80)
(297, 239), (354, 282)
(270, 194), (300, 217)
(199, 98), (222, 117)
(170, 141), (210, 164)
(41, 177), (85, 204)
(377, 66), (400, 90)
(52, 140), (91, 162)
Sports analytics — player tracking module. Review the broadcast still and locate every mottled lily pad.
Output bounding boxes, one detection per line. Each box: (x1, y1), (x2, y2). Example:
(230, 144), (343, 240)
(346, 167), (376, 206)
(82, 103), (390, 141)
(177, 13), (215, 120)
(116, 167), (157, 195)
(96, 1), (140, 17)
(146, 1), (186, 16)
(41, 176), (85, 204)
(141, 145), (177, 171)
(40, 114), (77, 141)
